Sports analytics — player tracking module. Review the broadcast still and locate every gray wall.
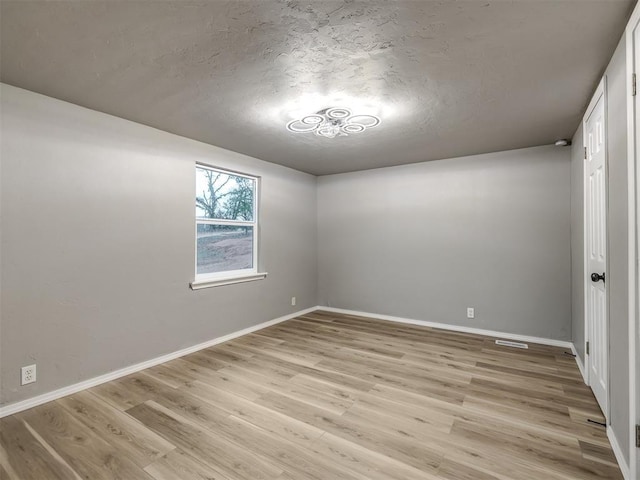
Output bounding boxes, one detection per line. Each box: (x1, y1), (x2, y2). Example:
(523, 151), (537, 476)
(318, 145), (572, 340)
(0, 84), (318, 406)
(571, 35), (631, 463)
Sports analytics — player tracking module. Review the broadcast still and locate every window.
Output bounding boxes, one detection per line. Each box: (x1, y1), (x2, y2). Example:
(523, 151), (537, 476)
(191, 164), (265, 289)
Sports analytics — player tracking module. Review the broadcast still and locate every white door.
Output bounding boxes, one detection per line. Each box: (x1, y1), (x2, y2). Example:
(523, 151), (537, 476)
(585, 89), (608, 415)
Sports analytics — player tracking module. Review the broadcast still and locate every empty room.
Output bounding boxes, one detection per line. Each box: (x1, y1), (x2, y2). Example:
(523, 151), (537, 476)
(2, 1), (640, 479)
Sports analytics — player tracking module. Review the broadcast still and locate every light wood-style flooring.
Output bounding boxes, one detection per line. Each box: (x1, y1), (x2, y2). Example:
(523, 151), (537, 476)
(0, 311), (622, 479)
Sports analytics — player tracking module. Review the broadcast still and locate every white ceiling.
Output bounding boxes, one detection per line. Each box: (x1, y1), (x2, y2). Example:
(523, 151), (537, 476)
(1, 1), (634, 175)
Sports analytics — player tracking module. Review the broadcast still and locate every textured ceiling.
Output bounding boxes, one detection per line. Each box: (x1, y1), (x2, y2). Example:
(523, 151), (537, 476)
(1, 1), (634, 175)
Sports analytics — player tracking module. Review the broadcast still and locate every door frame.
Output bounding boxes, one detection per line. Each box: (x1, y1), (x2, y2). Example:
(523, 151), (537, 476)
(626, 4), (640, 477)
(582, 77), (609, 418)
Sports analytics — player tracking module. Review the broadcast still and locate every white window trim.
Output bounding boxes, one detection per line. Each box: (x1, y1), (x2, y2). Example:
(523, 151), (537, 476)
(190, 272), (268, 290)
(192, 163), (266, 289)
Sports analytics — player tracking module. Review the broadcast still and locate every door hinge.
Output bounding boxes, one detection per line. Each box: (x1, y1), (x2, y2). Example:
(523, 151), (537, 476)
(586, 341), (590, 355)
(636, 425), (640, 448)
(584, 146), (587, 159)
(633, 73), (637, 96)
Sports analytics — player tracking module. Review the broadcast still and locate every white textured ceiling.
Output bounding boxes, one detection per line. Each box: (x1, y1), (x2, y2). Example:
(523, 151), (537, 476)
(1, 1), (634, 175)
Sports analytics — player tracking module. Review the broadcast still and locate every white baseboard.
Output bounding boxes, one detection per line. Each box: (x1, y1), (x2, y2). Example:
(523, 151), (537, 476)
(318, 307), (573, 349)
(608, 426), (631, 480)
(570, 343), (588, 384)
(0, 306), (318, 418)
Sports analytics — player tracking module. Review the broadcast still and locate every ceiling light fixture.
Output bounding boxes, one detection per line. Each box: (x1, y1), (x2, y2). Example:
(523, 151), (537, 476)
(286, 107), (380, 138)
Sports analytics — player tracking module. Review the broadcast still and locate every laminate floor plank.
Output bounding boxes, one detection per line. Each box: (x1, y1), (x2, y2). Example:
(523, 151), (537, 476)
(17, 403), (152, 479)
(162, 358), (275, 400)
(449, 419), (622, 479)
(579, 439), (620, 467)
(144, 448), (232, 480)
(462, 395), (611, 446)
(0, 416), (79, 480)
(228, 349), (376, 393)
(362, 383), (586, 450)
(56, 391), (175, 468)
(181, 350), (230, 371)
(144, 362), (199, 389)
(127, 401), (283, 480)
(436, 457), (503, 480)
(0, 462), (14, 480)
(233, 341), (327, 367)
(2, 311), (622, 479)
(255, 390), (445, 474)
(309, 431), (442, 480)
(135, 399), (368, 480)
(176, 379), (325, 446)
(90, 374), (157, 411)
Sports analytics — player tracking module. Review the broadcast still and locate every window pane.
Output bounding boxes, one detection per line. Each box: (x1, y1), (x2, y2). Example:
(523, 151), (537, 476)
(197, 224), (254, 275)
(196, 167), (254, 221)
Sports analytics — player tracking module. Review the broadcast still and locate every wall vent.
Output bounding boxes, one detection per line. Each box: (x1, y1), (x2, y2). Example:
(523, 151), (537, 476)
(495, 339), (529, 349)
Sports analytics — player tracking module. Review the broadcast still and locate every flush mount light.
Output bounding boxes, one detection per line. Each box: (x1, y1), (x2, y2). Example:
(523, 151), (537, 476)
(301, 114), (324, 125)
(286, 107), (381, 138)
(326, 107), (351, 119)
(342, 124), (365, 134)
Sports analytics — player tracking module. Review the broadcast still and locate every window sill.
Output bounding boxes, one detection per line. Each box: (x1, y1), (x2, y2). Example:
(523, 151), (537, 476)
(190, 272), (268, 290)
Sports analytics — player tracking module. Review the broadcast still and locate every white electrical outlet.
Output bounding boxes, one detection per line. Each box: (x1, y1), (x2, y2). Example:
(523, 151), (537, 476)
(21, 364), (36, 385)
(291, 296), (296, 306)
(467, 307), (475, 319)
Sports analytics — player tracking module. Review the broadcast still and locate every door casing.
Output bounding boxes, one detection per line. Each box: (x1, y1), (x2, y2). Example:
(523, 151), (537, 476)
(625, 5), (640, 477)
